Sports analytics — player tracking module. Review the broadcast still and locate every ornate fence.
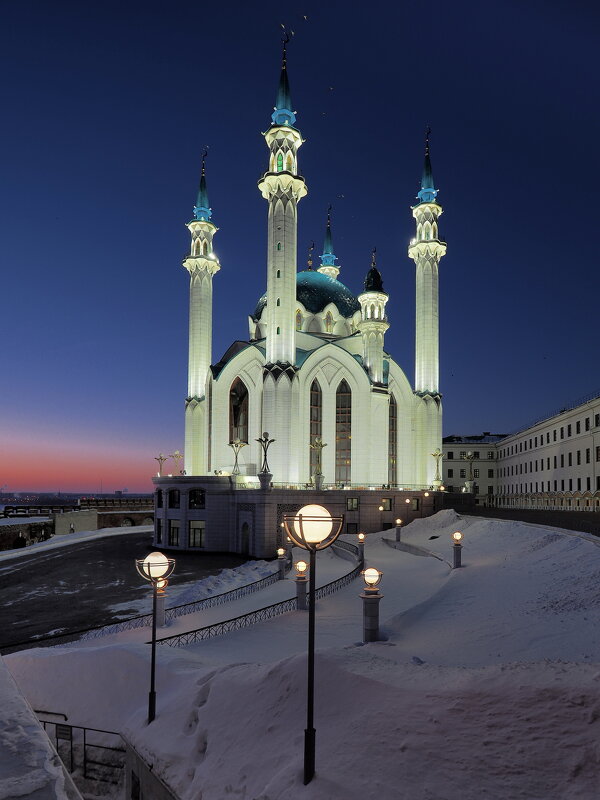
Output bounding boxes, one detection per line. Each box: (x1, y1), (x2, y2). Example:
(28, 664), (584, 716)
(155, 548), (362, 648)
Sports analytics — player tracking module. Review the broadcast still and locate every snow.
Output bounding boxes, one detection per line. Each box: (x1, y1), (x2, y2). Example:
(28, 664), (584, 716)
(5, 511), (600, 799)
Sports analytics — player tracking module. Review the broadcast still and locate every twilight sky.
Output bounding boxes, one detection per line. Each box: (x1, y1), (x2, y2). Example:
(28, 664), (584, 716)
(1, 0), (598, 493)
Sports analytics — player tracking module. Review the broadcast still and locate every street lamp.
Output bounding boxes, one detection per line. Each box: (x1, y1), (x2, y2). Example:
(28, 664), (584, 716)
(135, 551), (175, 724)
(357, 531), (365, 563)
(295, 559), (308, 610)
(277, 547), (286, 580)
(394, 518), (402, 542)
(360, 567), (383, 642)
(283, 504), (343, 785)
(452, 531), (463, 568)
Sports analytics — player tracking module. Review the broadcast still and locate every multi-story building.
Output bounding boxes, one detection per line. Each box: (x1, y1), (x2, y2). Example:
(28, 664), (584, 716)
(442, 434), (506, 506)
(494, 393), (600, 511)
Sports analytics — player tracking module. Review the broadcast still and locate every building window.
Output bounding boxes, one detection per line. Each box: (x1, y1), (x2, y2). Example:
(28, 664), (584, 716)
(587, 477), (591, 491)
(168, 520), (179, 547)
(585, 417), (590, 431)
(447, 486), (454, 492)
(473, 451), (480, 459)
(596, 414), (600, 427)
(388, 394), (398, 486)
(189, 489), (205, 509)
(577, 478), (581, 491)
(553, 430), (557, 441)
(596, 446), (600, 462)
(488, 469), (494, 478)
(546, 432), (550, 443)
(296, 309), (302, 330)
(346, 497), (359, 511)
(324, 311), (333, 333)
(473, 469), (479, 478)
(346, 522), (358, 536)
(560, 427), (564, 439)
(276, 152), (283, 171)
(569, 478), (573, 491)
(560, 454), (564, 468)
(277, 326), (280, 334)
(277, 242), (282, 251)
(586, 448), (591, 464)
(576, 421), (581, 434)
(168, 489), (180, 508)
(568, 452), (572, 467)
(448, 468), (454, 478)
(335, 380), (352, 483)
(309, 379), (322, 478)
(156, 518), (162, 544)
(380, 498), (392, 511)
(229, 377), (249, 443)
(189, 520), (205, 548)
(459, 451), (466, 459)
(276, 297), (280, 306)
(487, 451), (494, 459)
(447, 451), (454, 460)
(460, 469), (466, 478)
(156, 490), (163, 508)
(411, 498), (419, 511)
(567, 424), (572, 437)
(561, 479), (565, 491)
(487, 486), (493, 495)
(576, 451), (581, 466)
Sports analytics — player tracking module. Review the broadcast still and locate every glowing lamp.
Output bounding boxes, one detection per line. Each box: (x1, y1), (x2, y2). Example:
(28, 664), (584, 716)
(395, 518), (402, 525)
(357, 532), (366, 542)
(283, 504), (343, 551)
(424, 492), (429, 497)
(277, 547), (286, 558)
(405, 498), (410, 504)
(452, 531), (463, 543)
(295, 560), (308, 575)
(440, 485), (445, 491)
(137, 551), (174, 581)
(378, 505), (384, 512)
(362, 567), (382, 588)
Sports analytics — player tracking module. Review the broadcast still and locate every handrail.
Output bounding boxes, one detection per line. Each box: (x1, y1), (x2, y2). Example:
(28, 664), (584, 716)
(155, 550), (362, 648)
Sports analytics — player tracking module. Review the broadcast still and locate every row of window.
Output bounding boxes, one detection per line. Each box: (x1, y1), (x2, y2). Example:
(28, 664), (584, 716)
(345, 496), (420, 511)
(499, 476), (600, 494)
(447, 468), (494, 479)
(156, 519), (205, 548)
(156, 488), (205, 510)
(500, 446), (600, 476)
(500, 413), (600, 457)
(446, 451), (495, 460)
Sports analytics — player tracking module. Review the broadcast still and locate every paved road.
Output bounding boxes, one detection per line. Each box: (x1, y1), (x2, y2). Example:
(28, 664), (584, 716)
(0, 532), (247, 653)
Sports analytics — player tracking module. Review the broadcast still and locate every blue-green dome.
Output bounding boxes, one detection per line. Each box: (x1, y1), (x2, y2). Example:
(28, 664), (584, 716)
(252, 270), (360, 321)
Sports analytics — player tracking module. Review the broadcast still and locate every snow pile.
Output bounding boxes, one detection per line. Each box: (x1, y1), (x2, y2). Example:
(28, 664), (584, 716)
(171, 559), (276, 606)
(6, 512), (600, 799)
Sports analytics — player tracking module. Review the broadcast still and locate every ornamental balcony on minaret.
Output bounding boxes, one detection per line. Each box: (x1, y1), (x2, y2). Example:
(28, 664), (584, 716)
(408, 132), (447, 396)
(358, 252), (389, 385)
(257, 40), (307, 367)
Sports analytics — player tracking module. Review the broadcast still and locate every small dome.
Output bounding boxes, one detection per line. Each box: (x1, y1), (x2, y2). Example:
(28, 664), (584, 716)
(252, 270), (360, 321)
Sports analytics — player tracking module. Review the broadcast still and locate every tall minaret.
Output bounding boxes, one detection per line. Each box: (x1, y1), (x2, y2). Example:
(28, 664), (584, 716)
(258, 39), (307, 365)
(358, 250), (389, 384)
(183, 154), (220, 475)
(408, 130), (447, 395)
(317, 206), (340, 280)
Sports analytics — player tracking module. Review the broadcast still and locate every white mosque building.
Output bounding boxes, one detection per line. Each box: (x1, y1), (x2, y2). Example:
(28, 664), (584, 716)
(153, 48), (448, 557)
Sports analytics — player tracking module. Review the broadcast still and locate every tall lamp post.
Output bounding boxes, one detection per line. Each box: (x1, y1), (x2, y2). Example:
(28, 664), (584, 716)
(135, 551), (175, 724)
(283, 504), (343, 785)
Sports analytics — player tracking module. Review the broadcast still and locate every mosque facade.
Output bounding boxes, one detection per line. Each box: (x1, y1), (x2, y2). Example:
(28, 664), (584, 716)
(153, 49), (448, 556)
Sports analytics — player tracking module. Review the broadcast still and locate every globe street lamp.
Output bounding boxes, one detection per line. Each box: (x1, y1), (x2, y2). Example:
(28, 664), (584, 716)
(452, 531), (463, 568)
(135, 551), (175, 724)
(360, 567), (383, 642)
(394, 518), (402, 542)
(283, 504), (343, 785)
(295, 559), (309, 610)
(357, 531), (365, 563)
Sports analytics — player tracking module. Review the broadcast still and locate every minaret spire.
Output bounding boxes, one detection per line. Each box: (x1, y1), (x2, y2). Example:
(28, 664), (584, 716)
(317, 205), (341, 280)
(358, 248), (389, 384)
(417, 127), (438, 204)
(272, 33), (296, 126)
(183, 152), (221, 475)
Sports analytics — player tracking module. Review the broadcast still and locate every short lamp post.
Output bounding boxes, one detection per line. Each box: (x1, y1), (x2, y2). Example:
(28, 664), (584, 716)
(360, 567), (383, 643)
(135, 552), (175, 724)
(452, 531), (463, 568)
(295, 559), (308, 610)
(283, 504), (343, 785)
(277, 547), (286, 580)
(394, 518), (402, 542)
(357, 532), (365, 563)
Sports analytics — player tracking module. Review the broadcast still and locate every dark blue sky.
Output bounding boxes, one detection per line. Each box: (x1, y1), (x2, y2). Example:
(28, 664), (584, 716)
(2, 0), (598, 491)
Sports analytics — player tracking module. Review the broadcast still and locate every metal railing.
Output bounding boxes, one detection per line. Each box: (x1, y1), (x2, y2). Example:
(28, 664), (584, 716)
(155, 549), (362, 648)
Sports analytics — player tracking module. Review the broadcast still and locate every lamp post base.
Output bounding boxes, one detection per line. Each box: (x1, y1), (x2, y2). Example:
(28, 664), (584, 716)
(148, 690), (156, 724)
(304, 726), (316, 784)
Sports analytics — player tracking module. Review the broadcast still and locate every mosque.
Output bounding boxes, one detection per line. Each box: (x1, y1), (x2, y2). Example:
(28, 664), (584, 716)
(152, 47), (448, 557)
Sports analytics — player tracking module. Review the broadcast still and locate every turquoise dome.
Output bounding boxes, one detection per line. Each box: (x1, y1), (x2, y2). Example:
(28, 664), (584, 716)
(252, 270), (360, 321)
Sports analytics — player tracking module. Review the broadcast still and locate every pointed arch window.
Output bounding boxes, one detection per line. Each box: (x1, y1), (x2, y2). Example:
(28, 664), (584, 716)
(325, 311), (333, 333)
(309, 379), (322, 478)
(276, 152), (284, 172)
(388, 394), (398, 486)
(286, 153), (294, 172)
(296, 309), (303, 330)
(335, 380), (351, 484)
(277, 243), (282, 251)
(193, 239), (201, 256)
(229, 378), (249, 443)
(276, 298), (280, 306)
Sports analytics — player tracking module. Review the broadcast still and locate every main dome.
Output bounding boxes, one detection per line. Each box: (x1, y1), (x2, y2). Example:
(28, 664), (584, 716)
(252, 270), (360, 321)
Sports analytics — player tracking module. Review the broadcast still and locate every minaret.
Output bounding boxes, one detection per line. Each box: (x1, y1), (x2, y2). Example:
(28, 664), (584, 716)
(408, 130), (447, 395)
(317, 206), (340, 280)
(257, 39), (307, 365)
(182, 154), (220, 475)
(358, 250), (389, 384)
